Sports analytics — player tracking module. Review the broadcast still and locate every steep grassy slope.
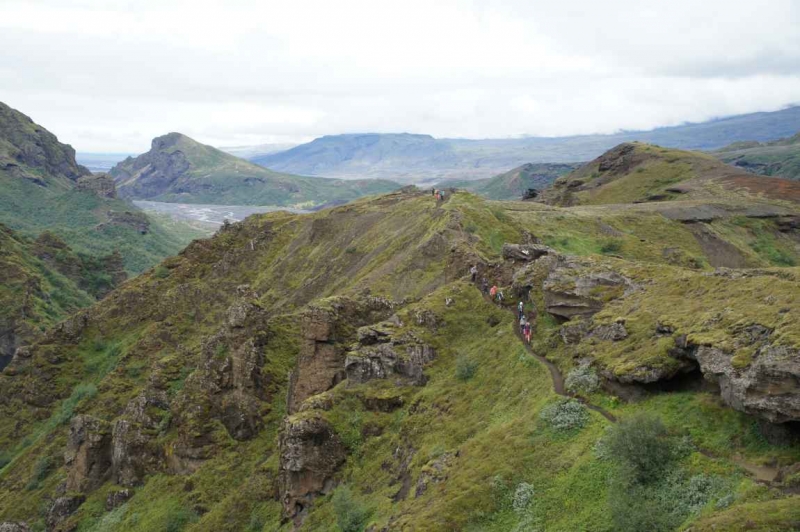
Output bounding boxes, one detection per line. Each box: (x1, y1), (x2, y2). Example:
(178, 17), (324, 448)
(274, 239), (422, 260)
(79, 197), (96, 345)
(715, 133), (800, 181)
(1, 189), (799, 531)
(0, 225), (96, 369)
(110, 133), (400, 207)
(539, 142), (800, 207)
(0, 102), (204, 274)
(251, 106), (800, 181)
(439, 162), (579, 200)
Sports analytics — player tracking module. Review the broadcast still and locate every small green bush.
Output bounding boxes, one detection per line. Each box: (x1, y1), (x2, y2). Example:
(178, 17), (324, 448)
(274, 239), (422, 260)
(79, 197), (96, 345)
(332, 485), (371, 532)
(26, 456), (52, 491)
(599, 239), (623, 255)
(603, 413), (674, 484)
(539, 398), (589, 432)
(154, 265), (170, 279)
(455, 356), (478, 382)
(164, 508), (199, 532)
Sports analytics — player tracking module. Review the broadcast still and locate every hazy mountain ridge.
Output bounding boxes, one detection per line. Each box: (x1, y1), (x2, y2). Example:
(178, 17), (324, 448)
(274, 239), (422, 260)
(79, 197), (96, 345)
(110, 132), (401, 207)
(251, 106), (800, 182)
(439, 162), (580, 200)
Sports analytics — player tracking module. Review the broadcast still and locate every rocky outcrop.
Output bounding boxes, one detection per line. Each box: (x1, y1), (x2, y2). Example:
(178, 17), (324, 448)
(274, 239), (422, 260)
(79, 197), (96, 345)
(112, 390), (169, 486)
(100, 211), (150, 235)
(64, 415), (112, 492)
(109, 133), (191, 199)
(170, 293), (270, 469)
(414, 451), (457, 497)
(0, 102), (90, 183)
(105, 489), (133, 511)
(345, 327), (436, 386)
(46, 495), (85, 531)
(543, 260), (635, 319)
(502, 243), (556, 262)
(287, 297), (397, 414)
(0, 523), (30, 532)
(695, 345), (800, 424)
(76, 173), (117, 198)
(279, 415), (347, 521)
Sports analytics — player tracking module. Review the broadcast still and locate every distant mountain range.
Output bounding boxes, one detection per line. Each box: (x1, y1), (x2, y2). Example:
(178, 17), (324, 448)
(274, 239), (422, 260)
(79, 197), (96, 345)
(109, 133), (400, 208)
(218, 142), (298, 159)
(249, 106), (800, 182)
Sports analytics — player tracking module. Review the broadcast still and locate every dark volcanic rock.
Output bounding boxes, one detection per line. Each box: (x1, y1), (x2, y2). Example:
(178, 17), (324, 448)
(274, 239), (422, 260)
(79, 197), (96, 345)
(64, 415), (113, 492)
(109, 133), (191, 199)
(543, 259), (635, 319)
(0, 102), (90, 183)
(75, 173), (117, 198)
(105, 489), (133, 511)
(695, 345), (800, 423)
(502, 243), (556, 262)
(0, 523), (30, 532)
(46, 495), (85, 530)
(279, 415), (346, 520)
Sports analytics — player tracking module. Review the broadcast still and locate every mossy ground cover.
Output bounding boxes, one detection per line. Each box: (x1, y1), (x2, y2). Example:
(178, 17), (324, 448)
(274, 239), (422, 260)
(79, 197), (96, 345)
(1, 191), (799, 531)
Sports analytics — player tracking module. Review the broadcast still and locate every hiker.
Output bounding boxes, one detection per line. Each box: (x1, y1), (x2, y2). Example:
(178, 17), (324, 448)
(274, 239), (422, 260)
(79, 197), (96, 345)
(440, 189), (446, 201)
(524, 321), (532, 343)
(519, 315), (527, 329)
(517, 301), (524, 320)
(481, 278), (489, 294)
(470, 265), (478, 283)
(489, 285), (497, 299)
(496, 289), (504, 305)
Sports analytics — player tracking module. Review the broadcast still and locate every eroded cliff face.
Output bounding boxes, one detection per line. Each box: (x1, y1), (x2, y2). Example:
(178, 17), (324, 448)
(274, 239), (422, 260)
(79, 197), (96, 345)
(278, 295), (441, 523)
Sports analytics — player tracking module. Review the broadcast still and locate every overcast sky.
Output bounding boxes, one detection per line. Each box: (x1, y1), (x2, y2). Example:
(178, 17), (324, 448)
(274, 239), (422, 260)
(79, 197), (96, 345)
(2, 0), (800, 153)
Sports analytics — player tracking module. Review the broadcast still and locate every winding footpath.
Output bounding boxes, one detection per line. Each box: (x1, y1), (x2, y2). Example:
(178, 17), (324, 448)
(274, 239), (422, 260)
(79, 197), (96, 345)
(479, 285), (782, 484)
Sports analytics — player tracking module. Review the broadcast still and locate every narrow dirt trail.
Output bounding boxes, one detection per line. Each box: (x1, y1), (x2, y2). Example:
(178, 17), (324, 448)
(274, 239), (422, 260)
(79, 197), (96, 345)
(480, 287), (616, 422)
(478, 285), (784, 483)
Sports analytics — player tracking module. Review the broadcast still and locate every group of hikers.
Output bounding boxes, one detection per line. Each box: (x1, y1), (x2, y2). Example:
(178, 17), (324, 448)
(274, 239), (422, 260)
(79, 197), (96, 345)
(470, 264), (533, 344)
(432, 188), (446, 202)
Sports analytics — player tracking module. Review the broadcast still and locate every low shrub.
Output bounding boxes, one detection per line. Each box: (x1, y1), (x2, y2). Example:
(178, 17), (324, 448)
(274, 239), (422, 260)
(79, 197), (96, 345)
(603, 413), (674, 484)
(455, 356), (478, 382)
(332, 485), (371, 532)
(25, 456), (52, 491)
(539, 398), (589, 432)
(564, 365), (600, 395)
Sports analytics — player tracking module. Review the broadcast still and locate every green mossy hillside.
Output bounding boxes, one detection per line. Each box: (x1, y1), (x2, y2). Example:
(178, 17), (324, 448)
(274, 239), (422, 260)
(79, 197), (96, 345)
(1, 190), (799, 531)
(540, 142), (800, 207)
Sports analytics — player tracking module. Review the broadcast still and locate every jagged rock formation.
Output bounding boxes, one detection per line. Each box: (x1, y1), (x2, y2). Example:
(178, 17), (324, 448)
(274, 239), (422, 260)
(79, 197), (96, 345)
(75, 173), (117, 198)
(695, 344), (800, 423)
(345, 329), (436, 386)
(0, 102), (89, 183)
(286, 297), (398, 414)
(279, 414), (347, 520)
(542, 258), (636, 319)
(65, 415), (113, 492)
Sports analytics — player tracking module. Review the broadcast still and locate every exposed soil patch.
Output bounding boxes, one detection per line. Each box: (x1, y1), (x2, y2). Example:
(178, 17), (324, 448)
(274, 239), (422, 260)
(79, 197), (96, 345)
(686, 223), (752, 268)
(719, 175), (800, 204)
